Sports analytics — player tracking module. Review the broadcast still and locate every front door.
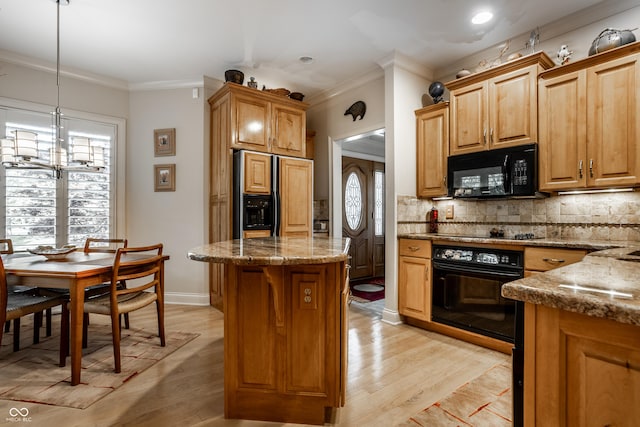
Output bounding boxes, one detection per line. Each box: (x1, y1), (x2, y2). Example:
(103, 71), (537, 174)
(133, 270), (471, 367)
(342, 157), (384, 280)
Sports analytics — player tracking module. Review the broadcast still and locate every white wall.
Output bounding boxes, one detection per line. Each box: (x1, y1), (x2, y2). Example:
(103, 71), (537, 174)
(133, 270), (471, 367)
(306, 74), (386, 202)
(128, 87), (209, 304)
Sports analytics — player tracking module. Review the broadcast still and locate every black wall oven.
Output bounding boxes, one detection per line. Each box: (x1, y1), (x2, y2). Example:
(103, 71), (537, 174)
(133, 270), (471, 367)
(431, 245), (523, 343)
(431, 244), (525, 426)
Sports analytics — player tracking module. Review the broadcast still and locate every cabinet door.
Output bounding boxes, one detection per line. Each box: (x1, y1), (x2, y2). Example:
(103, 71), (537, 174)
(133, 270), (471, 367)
(398, 255), (431, 321)
(416, 104), (449, 197)
(539, 70), (588, 191)
(587, 52), (640, 187)
(279, 157), (313, 237)
(271, 103), (306, 157)
(243, 151), (271, 194)
(233, 93), (270, 151)
(489, 65), (539, 149)
(450, 81), (487, 155)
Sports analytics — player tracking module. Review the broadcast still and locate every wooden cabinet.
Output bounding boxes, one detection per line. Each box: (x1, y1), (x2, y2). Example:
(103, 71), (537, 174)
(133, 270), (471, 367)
(225, 83), (307, 157)
(242, 151), (271, 194)
(208, 84), (310, 307)
(524, 303), (640, 426)
(446, 53), (554, 156)
(224, 261), (348, 424)
(398, 239), (432, 321)
(416, 102), (449, 198)
(524, 246), (587, 276)
(539, 43), (640, 191)
(279, 156), (313, 237)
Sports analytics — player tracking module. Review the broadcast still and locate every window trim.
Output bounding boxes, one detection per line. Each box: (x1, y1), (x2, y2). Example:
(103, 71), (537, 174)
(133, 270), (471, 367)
(0, 97), (127, 241)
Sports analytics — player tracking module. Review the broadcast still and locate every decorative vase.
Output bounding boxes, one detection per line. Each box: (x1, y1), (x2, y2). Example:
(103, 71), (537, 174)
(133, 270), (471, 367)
(224, 69), (244, 85)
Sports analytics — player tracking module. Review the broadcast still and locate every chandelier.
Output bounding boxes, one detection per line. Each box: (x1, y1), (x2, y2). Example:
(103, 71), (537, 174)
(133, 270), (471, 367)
(0, 0), (104, 179)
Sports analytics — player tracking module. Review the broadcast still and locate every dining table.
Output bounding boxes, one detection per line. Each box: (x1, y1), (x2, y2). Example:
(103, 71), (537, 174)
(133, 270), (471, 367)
(2, 250), (169, 386)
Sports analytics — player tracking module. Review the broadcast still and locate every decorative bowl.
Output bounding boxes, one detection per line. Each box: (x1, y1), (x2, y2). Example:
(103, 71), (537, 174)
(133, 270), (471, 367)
(224, 69), (244, 85)
(28, 245), (76, 260)
(289, 92), (305, 101)
(263, 87), (290, 97)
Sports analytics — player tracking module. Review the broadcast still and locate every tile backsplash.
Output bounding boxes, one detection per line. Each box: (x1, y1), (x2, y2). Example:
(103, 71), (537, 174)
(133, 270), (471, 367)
(397, 192), (640, 242)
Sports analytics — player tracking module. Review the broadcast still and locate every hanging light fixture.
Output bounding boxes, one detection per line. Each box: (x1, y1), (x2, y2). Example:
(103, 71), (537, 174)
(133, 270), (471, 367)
(0, 0), (104, 179)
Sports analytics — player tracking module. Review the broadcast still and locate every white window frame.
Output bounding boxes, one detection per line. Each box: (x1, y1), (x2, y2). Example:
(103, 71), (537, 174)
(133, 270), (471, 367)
(0, 97), (126, 247)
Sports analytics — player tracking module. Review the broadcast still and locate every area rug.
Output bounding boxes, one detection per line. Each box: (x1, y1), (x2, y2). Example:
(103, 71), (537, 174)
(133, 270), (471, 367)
(0, 323), (199, 409)
(350, 277), (385, 302)
(399, 361), (512, 426)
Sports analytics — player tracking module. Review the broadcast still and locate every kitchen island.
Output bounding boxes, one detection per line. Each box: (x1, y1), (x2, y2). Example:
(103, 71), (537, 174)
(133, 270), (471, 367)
(188, 236), (350, 425)
(502, 246), (640, 426)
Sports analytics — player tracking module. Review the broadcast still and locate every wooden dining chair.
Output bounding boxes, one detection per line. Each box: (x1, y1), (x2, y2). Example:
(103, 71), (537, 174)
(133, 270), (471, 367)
(1, 237), (56, 345)
(0, 252), (68, 352)
(43, 237), (130, 348)
(60, 243), (166, 373)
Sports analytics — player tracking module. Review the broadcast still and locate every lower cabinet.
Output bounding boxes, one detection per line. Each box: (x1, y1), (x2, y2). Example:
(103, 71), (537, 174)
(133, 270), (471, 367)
(224, 261), (347, 425)
(398, 239), (432, 322)
(524, 303), (640, 425)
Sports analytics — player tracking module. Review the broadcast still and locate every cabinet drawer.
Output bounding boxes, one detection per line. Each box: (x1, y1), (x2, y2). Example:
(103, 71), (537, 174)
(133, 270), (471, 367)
(525, 247), (587, 271)
(399, 239), (431, 258)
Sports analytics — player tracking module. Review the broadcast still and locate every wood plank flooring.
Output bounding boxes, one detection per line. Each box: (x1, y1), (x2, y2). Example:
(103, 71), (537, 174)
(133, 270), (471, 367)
(0, 300), (509, 426)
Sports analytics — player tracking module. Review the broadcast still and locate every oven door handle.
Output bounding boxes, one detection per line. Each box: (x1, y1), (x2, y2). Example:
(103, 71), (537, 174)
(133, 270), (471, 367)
(432, 261), (523, 279)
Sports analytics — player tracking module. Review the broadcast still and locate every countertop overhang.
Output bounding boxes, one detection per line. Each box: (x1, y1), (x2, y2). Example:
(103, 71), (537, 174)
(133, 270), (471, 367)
(188, 236), (350, 266)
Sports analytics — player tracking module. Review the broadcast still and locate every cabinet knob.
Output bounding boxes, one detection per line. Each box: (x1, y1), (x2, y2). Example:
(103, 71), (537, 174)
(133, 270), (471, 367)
(408, 246), (420, 252)
(589, 159), (594, 178)
(542, 257), (565, 264)
(483, 129), (487, 145)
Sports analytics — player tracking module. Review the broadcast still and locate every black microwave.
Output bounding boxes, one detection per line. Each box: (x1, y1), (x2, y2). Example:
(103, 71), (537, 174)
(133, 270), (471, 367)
(447, 143), (541, 199)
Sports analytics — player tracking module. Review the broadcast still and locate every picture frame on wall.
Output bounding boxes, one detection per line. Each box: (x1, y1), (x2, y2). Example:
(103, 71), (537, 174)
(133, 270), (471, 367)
(154, 128), (176, 156)
(154, 164), (176, 192)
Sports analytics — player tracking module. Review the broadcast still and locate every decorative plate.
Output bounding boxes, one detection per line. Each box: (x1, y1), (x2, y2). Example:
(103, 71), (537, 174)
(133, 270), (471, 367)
(27, 245), (76, 260)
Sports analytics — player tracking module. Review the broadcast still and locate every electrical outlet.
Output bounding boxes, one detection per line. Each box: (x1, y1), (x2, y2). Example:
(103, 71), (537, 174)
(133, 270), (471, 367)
(445, 204), (454, 219)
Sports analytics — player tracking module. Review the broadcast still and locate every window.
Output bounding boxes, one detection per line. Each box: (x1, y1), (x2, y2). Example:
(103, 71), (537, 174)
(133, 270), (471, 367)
(344, 171), (363, 231)
(374, 170), (384, 236)
(1, 104), (116, 251)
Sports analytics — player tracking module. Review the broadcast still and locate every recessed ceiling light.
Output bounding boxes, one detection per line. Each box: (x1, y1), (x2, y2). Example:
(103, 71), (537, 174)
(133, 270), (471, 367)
(471, 11), (493, 25)
(299, 56), (314, 64)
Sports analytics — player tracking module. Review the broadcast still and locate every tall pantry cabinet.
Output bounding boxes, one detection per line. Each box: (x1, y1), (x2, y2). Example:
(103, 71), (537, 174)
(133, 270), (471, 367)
(208, 83), (310, 309)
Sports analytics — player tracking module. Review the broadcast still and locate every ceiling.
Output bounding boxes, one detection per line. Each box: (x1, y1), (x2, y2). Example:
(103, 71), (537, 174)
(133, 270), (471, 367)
(0, 0), (625, 97)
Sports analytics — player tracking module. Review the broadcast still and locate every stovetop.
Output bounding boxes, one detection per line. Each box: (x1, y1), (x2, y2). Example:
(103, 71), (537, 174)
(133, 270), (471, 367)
(433, 233), (541, 241)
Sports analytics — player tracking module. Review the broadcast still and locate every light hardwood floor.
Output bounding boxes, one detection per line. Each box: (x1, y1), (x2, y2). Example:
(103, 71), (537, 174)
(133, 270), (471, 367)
(1, 300), (509, 427)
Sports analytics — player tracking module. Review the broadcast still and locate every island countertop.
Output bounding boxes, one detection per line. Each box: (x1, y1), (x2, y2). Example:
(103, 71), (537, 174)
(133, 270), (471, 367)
(187, 236), (350, 266)
(502, 245), (640, 326)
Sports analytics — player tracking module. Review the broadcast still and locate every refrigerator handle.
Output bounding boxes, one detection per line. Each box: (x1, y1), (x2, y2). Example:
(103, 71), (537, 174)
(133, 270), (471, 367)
(272, 191), (280, 236)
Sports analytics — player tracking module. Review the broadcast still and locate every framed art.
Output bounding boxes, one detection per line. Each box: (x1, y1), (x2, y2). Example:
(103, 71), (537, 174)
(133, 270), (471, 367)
(154, 164), (176, 192)
(154, 128), (176, 156)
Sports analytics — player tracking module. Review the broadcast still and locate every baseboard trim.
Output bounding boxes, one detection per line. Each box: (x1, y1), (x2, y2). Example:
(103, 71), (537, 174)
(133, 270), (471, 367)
(165, 292), (210, 306)
(381, 308), (403, 325)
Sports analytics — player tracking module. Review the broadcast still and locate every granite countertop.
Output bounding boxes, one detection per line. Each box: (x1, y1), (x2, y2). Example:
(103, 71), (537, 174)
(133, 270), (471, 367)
(502, 246), (640, 326)
(187, 236), (350, 266)
(398, 232), (633, 251)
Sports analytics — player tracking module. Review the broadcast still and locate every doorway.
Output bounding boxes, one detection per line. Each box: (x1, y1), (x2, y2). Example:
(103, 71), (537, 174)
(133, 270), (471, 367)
(342, 157), (385, 281)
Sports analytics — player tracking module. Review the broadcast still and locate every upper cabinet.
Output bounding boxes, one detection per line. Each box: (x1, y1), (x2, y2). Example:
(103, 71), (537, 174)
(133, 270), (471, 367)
(446, 53), (554, 156)
(211, 83), (308, 158)
(415, 102), (449, 198)
(539, 43), (640, 191)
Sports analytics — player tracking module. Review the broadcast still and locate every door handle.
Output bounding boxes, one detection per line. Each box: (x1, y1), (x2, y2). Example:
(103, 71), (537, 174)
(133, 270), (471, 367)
(589, 159), (594, 178)
(483, 129), (487, 145)
(542, 257), (565, 264)
(490, 128), (494, 144)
